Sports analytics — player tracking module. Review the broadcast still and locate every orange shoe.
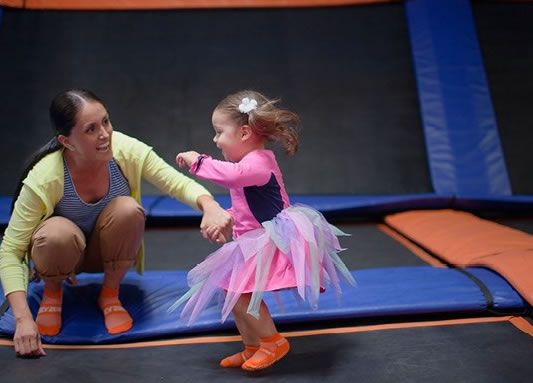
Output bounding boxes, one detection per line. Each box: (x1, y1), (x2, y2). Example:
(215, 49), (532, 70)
(98, 286), (133, 335)
(241, 333), (290, 371)
(220, 345), (259, 368)
(36, 288), (63, 336)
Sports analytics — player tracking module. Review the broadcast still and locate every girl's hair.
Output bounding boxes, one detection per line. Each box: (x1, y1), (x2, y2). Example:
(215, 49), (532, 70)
(11, 89), (106, 212)
(215, 90), (300, 156)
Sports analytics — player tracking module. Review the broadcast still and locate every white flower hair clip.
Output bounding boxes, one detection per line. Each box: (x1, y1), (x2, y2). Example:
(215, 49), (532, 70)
(238, 97), (258, 114)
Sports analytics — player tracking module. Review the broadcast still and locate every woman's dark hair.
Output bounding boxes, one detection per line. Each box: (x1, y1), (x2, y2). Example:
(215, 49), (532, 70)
(11, 89), (106, 212)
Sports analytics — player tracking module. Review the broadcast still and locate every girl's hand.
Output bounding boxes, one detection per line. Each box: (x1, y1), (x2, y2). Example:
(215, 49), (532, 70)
(201, 211), (233, 245)
(204, 225), (227, 244)
(176, 151), (200, 169)
(197, 196), (233, 244)
(14, 315), (46, 358)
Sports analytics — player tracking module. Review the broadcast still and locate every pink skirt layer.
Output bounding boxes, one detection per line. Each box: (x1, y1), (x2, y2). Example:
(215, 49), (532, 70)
(169, 204), (356, 325)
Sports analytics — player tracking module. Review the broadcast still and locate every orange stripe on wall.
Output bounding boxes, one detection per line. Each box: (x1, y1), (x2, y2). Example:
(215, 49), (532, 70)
(1, 0), (398, 10)
(0, 0), (23, 7)
(29, 0), (533, 6)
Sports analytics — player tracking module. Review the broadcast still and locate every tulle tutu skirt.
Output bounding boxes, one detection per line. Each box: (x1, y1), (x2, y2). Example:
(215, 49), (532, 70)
(169, 204), (356, 325)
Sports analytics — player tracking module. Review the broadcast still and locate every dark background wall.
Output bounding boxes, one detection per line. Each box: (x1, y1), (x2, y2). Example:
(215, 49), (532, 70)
(0, 5), (432, 196)
(473, 1), (533, 195)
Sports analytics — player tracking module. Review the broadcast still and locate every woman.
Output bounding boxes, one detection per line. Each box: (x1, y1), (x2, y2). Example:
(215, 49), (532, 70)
(0, 89), (231, 357)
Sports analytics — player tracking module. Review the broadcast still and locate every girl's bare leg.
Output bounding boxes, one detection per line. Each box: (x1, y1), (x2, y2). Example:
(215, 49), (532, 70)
(219, 293), (260, 368)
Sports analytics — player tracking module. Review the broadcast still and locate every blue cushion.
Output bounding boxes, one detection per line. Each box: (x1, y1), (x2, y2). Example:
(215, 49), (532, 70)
(0, 266), (525, 344)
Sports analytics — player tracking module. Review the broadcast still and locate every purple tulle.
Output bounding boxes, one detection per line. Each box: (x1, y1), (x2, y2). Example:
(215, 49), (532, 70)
(169, 204), (356, 325)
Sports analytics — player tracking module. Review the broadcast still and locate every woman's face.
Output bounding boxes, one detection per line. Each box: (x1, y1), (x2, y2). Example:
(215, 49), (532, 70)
(61, 101), (113, 163)
(211, 109), (245, 162)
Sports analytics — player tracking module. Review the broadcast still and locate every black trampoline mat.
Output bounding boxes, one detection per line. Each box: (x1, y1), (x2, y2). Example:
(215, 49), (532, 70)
(473, 2), (533, 194)
(0, 320), (531, 383)
(493, 218), (533, 235)
(0, 5), (431, 196)
(143, 223), (429, 271)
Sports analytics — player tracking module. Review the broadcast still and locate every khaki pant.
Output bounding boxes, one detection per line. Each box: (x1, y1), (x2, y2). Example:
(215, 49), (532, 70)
(30, 196), (145, 281)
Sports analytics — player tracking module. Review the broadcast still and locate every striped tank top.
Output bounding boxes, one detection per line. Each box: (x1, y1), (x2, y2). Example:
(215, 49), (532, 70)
(54, 158), (131, 237)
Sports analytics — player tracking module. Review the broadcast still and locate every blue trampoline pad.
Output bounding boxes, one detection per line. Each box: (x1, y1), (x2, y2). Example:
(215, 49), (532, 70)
(0, 267), (525, 345)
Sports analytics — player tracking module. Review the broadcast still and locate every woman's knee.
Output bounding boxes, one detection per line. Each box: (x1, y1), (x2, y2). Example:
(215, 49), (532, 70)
(91, 197), (144, 268)
(99, 196), (145, 231)
(31, 217), (85, 279)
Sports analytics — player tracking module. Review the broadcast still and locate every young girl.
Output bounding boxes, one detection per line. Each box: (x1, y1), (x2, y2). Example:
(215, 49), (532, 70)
(171, 90), (355, 371)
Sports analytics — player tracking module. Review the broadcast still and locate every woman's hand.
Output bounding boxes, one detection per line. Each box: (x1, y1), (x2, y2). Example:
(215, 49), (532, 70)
(197, 195), (233, 244)
(8, 291), (46, 358)
(176, 151), (200, 169)
(14, 316), (46, 358)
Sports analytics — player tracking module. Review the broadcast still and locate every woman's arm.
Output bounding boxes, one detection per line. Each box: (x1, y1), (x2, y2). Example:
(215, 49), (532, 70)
(7, 291), (46, 357)
(0, 186), (44, 294)
(0, 186), (47, 357)
(141, 150), (232, 242)
(142, 149), (212, 210)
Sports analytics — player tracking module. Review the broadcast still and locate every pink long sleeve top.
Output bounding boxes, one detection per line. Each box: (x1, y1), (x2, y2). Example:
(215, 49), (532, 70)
(190, 149), (290, 237)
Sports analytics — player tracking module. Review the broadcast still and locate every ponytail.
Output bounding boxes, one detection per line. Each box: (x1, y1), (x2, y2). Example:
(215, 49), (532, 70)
(251, 107), (300, 156)
(216, 90), (301, 156)
(11, 137), (62, 213)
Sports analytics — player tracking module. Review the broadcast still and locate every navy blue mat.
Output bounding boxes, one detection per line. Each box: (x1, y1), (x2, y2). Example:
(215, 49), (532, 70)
(143, 194), (453, 221)
(0, 196), (10, 226)
(0, 267), (526, 344)
(2, 194), (454, 225)
(4, 194), (533, 226)
(453, 195), (533, 214)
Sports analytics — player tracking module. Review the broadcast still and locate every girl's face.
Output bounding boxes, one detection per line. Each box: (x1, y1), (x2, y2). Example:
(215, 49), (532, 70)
(61, 101), (113, 163)
(211, 109), (245, 162)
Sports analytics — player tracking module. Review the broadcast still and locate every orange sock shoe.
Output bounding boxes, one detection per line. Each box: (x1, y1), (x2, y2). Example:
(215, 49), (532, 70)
(98, 285), (133, 335)
(220, 345), (259, 368)
(36, 287), (63, 336)
(241, 333), (290, 371)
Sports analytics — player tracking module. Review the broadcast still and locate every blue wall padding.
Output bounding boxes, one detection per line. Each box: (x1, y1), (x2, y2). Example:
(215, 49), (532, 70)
(0, 267), (525, 344)
(406, 0), (511, 196)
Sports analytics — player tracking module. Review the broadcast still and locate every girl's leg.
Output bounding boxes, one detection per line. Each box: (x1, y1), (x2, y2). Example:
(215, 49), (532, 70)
(84, 196), (145, 334)
(240, 300), (290, 371)
(31, 217), (86, 336)
(220, 293), (260, 368)
(242, 299), (278, 337)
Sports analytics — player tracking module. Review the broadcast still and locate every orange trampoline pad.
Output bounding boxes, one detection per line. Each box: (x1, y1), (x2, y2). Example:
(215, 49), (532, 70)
(385, 209), (533, 305)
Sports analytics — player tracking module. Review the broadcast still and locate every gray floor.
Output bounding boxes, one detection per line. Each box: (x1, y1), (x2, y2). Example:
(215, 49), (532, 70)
(1, 321), (532, 383)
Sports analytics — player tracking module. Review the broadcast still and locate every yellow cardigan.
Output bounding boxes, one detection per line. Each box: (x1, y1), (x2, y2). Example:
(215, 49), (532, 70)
(0, 131), (210, 296)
